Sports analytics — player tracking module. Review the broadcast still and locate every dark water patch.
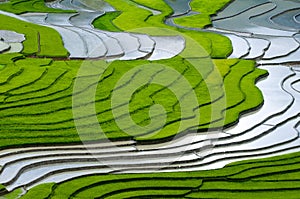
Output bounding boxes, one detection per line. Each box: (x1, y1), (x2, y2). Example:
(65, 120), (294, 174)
(271, 8), (300, 31)
(78, 0), (115, 12)
(213, 0), (269, 20)
(163, 0), (191, 16)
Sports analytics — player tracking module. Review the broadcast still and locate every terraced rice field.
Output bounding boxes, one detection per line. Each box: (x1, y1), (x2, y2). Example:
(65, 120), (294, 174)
(0, 0), (300, 198)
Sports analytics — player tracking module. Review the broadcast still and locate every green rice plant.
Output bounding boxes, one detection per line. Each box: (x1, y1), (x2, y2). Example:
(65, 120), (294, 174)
(0, 0), (75, 14)
(0, 1), (295, 198)
(92, 11), (122, 32)
(20, 183), (55, 199)
(174, 14), (211, 29)
(50, 173), (202, 199)
(15, 151), (300, 199)
(174, 0), (232, 28)
(103, 0), (232, 58)
(72, 179), (199, 198)
(0, 14), (68, 57)
(187, 189), (300, 199)
(1, 188), (23, 199)
(0, 54), (266, 147)
(223, 66), (268, 126)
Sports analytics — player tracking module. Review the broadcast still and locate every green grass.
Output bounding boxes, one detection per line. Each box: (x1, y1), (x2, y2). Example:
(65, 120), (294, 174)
(0, 0), (260, 143)
(105, 0), (172, 29)
(174, 14), (211, 29)
(210, 60), (267, 127)
(0, 64), (5, 70)
(20, 183), (55, 199)
(0, 184), (5, 193)
(92, 11), (122, 32)
(0, 53), (265, 147)
(14, 151), (300, 199)
(0, 14), (68, 57)
(223, 66), (268, 126)
(49, 174), (202, 199)
(0, 1), (283, 198)
(1, 188), (23, 199)
(103, 0), (232, 58)
(174, 0), (232, 28)
(0, 0), (75, 14)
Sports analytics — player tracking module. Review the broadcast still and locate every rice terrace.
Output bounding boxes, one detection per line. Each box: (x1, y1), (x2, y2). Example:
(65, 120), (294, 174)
(0, 0), (300, 198)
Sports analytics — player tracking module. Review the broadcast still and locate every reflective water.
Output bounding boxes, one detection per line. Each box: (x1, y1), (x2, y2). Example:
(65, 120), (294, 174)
(261, 36), (299, 59)
(212, 0), (300, 63)
(163, 0), (191, 16)
(0, 41), (10, 53)
(2, 0), (300, 193)
(0, 30), (25, 42)
(213, 3), (295, 36)
(250, 0), (300, 31)
(244, 37), (270, 59)
(148, 36), (185, 60)
(271, 8), (300, 30)
(224, 34), (250, 58)
(5, 43), (23, 53)
(213, 0), (269, 20)
(225, 65), (294, 135)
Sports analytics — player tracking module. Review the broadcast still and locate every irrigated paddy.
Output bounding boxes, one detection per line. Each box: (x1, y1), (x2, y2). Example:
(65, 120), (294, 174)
(0, 0), (300, 198)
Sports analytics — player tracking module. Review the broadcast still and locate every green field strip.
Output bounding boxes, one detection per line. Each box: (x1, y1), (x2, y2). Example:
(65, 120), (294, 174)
(92, 11), (122, 32)
(0, 62), (81, 108)
(174, 0), (232, 29)
(16, 151), (300, 199)
(0, 54), (266, 146)
(7, 69), (69, 97)
(0, 80), (74, 111)
(0, 53), (24, 65)
(157, 58), (236, 133)
(204, 32), (232, 58)
(0, 9), (263, 146)
(0, 60), (122, 141)
(49, 174), (202, 199)
(212, 153), (300, 179)
(1, 59), (49, 94)
(199, 61), (267, 129)
(0, 65), (23, 87)
(193, 60), (241, 128)
(113, 60), (191, 138)
(37, 28), (68, 57)
(103, 189), (189, 199)
(1, 188), (22, 199)
(132, 0), (173, 15)
(104, 0), (232, 58)
(197, 180), (300, 191)
(223, 66), (268, 126)
(3, 70), (74, 103)
(0, 65), (47, 95)
(0, 183), (5, 192)
(186, 189), (300, 199)
(83, 58), (199, 139)
(0, 136), (83, 149)
(254, 171), (300, 182)
(174, 14), (211, 29)
(227, 161), (300, 181)
(0, 14), (68, 57)
(219, 61), (256, 120)
(106, 57), (222, 140)
(105, 0), (154, 29)
(0, 0), (75, 14)
(1, 68), (108, 109)
(0, 0), (297, 198)
(72, 179), (200, 198)
(20, 183), (55, 199)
